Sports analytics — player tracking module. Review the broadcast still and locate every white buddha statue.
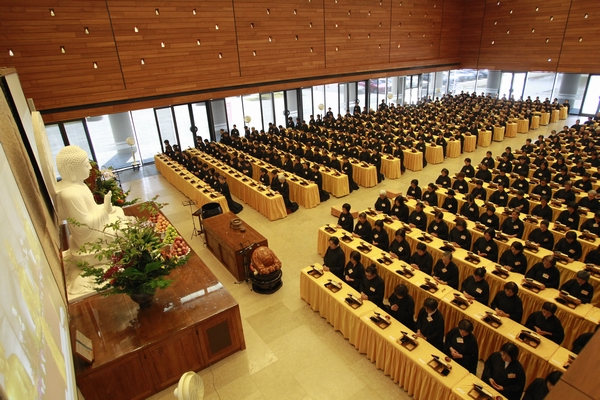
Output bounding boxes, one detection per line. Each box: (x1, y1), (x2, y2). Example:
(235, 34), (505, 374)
(56, 145), (125, 254)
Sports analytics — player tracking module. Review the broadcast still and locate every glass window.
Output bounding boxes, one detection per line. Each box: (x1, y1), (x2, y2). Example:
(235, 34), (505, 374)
(387, 77), (400, 106)
(325, 84), (339, 116)
(301, 88), (313, 121)
(356, 81), (366, 111)
(273, 91), (286, 127)
(191, 103), (211, 142)
(285, 90), (299, 123)
(474, 70), (489, 94)
(582, 76), (600, 115)
(349, 82), (357, 111)
(522, 72), (556, 101)
(368, 79), (378, 111)
(339, 83), (347, 115)
(45, 124), (65, 177)
(499, 72), (513, 99)
(225, 96), (244, 133)
(210, 100), (228, 139)
(420, 73), (431, 101)
(131, 108), (162, 163)
(87, 115), (133, 170)
(573, 74), (590, 113)
(155, 108), (177, 148)
(261, 93), (274, 129)
(313, 85), (325, 119)
(173, 105), (194, 150)
(432, 71), (448, 98)
(242, 94), (262, 132)
(405, 75), (419, 105)
(512, 73), (526, 100)
(448, 69), (477, 94)
(63, 120), (93, 160)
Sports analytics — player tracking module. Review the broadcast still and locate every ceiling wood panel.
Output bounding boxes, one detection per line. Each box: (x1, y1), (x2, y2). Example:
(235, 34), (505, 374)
(557, 0), (600, 73)
(438, 0), (463, 60)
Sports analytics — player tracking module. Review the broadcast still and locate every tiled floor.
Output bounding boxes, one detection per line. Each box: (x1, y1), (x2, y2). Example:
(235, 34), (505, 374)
(116, 116), (578, 400)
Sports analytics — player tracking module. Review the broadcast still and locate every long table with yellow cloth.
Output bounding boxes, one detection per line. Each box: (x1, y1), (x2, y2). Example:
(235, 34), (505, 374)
(493, 126), (505, 142)
(478, 130), (492, 147)
(463, 135), (477, 153)
(349, 159), (378, 188)
(186, 150), (287, 221)
(316, 227), (578, 387)
(380, 154), (402, 179)
(402, 149), (423, 171)
(447, 139), (461, 158)
(300, 266), (506, 400)
(505, 122), (517, 138)
(425, 143), (444, 164)
(154, 154), (230, 213)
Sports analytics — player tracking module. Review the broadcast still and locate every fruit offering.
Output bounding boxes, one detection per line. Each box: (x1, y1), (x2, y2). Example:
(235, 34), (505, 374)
(163, 225), (178, 244)
(149, 213), (159, 223)
(155, 215), (170, 233)
(171, 237), (190, 257)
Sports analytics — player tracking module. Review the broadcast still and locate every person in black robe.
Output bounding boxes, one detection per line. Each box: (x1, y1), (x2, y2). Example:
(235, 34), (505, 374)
(432, 251), (459, 289)
(358, 264), (385, 308)
(370, 220), (389, 252)
(554, 231), (583, 262)
(459, 194), (479, 221)
(322, 237), (345, 279)
(258, 167), (270, 186)
(507, 190), (529, 214)
(461, 267), (490, 305)
(472, 228), (499, 263)
(427, 212), (449, 240)
(448, 219), (472, 250)
(501, 210), (524, 238)
(490, 282), (523, 323)
(389, 229), (411, 262)
(452, 172), (469, 194)
(409, 242), (433, 275)
(336, 203), (354, 232)
(522, 371), (562, 400)
(559, 270), (594, 304)
(578, 190), (600, 212)
(489, 183), (509, 207)
(471, 180), (488, 201)
(406, 179), (422, 200)
(525, 255), (561, 289)
(341, 156), (359, 192)
(479, 206), (499, 230)
(385, 284), (415, 330)
(524, 302), (565, 345)
(498, 242), (528, 274)
(527, 220), (554, 250)
(444, 319), (479, 374)
(374, 190), (391, 214)
(408, 202), (427, 231)
(216, 175), (243, 214)
(415, 298), (444, 351)
(343, 251), (364, 292)
(422, 183), (438, 207)
(310, 164), (329, 202)
(272, 174), (294, 210)
(390, 196), (409, 222)
(580, 211), (600, 235)
(482, 343), (526, 400)
(572, 325), (599, 354)
(353, 212), (372, 240)
(556, 202), (580, 230)
(435, 168), (451, 188)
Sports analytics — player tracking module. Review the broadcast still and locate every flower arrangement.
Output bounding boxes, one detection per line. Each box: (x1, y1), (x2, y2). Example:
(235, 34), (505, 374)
(72, 198), (190, 297)
(84, 160), (138, 207)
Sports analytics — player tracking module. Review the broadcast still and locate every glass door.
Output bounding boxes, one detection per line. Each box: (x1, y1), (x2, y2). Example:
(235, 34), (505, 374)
(210, 100), (229, 140)
(581, 76), (600, 115)
(173, 105), (194, 150)
(130, 108), (162, 162)
(154, 107), (178, 148)
(63, 120), (95, 160)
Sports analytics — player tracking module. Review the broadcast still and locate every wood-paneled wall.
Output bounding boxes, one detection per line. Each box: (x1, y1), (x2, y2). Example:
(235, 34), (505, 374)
(0, 0), (461, 122)
(460, 0), (600, 73)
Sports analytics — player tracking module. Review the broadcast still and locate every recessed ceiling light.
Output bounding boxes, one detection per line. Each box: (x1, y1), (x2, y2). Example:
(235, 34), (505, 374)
(193, 9), (196, 15)
(134, 26), (139, 32)
(93, 62), (98, 68)
(84, 27), (90, 34)
(155, 8), (159, 15)
(60, 46), (66, 53)
(9, 49), (14, 56)
(50, 9), (55, 16)
(141, 59), (145, 65)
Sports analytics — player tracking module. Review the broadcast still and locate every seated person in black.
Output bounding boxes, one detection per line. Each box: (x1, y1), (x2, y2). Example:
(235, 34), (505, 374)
(475, 163), (492, 182)
(492, 170), (510, 188)
(336, 202), (354, 232)
(525, 255), (561, 289)
(435, 168), (451, 188)
(501, 210), (525, 238)
(531, 178), (553, 198)
(449, 219), (472, 250)
(553, 181), (576, 204)
(459, 194), (480, 221)
(507, 190), (530, 214)
(406, 179), (422, 200)
(585, 243), (600, 264)
(427, 212), (449, 241)
(441, 189), (459, 214)
(480, 205), (500, 230)
(353, 212), (372, 240)
(572, 325), (600, 354)
(370, 220), (389, 252)
(578, 189), (600, 212)
(385, 284), (415, 330)
(511, 173), (530, 193)
(390, 195), (409, 222)
(444, 319), (479, 374)
(489, 183), (509, 207)
(409, 242), (433, 275)
(452, 172), (469, 194)
(358, 264), (385, 308)
(389, 229), (411, 262)
(482, 343), (526, 400)
(491, 282), (523, 323)
(560, 270), (594, 304)
(343, 250), (364, 291)
(557, 202), (580, 230)
(422, 183), (438, 206)
(553, 166), (569, 186)
(374, 190), (391, 214)
(533, 162), (552, 181)
(415, 298), (445, 351)
(472, 228), (499, 263)
(574, 173), (593, 192)
(461, 267), (490, 305)
(408, 202), (427, 231)
(322, 237), (345, 279)
(554, 230), (583, 261)
(481, 151), (495, 169)
(531, 196), (553, 221)
(522, 371), (562, 400)
(259, 167), (271, 186)
(513, 156), (529, 177)
(525, 302), (565, 345)
(527, 220), (555, 250)
(460, 158), (475, 178)
(433, 251), (459, 289)
(471, 179), (488, 201)
(499, 242), (528, 274)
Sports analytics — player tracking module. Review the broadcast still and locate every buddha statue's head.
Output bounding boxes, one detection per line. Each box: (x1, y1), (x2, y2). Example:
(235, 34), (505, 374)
(56, 146), (90, 182)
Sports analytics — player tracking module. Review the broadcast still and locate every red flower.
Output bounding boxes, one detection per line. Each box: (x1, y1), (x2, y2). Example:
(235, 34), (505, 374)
(103, 266), (120, 280)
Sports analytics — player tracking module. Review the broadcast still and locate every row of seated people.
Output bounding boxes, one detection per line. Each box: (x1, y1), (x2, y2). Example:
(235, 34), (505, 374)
(321, 238), (596, 400)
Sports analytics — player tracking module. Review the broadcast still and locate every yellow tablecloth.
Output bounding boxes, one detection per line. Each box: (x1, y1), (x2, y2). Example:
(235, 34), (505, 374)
(478, 130), (492, 147)
(447, 140), (461, 158)
(355, 309), (470, 400)
(154, 155), (230, 213)
(559, 106), (568, 120)
(403, 149), (423, 171)
(321, 167), (350, 197)
(547, 347), (577, 374)
(517, 119), (529, 133)
(381, 155), (401, 179)
(426, 144), (445, 164)
(531, 115), (540, 129)
(493, 126), (505, 142)
(450, 375), (507, 400)
(551, 109), (560, 123)
(464, 135), (477, 153)
(350, 160), (378, 188)
(541, 112), (550, 126)
(505, 122), (517, 138)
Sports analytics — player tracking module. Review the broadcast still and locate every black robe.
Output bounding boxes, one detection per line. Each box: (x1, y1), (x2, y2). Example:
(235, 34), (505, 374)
(482, 352), (526, 400)
(415, 308), (445, 351)
(218, 181), (243, 214)
(443, 328), (479, 374)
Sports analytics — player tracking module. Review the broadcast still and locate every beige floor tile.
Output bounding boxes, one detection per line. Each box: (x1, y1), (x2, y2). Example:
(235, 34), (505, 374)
(250, 362), (309, 400)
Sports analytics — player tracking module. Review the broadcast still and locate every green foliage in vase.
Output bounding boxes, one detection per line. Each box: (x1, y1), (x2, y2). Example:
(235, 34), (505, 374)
(84, 160), (139, 207)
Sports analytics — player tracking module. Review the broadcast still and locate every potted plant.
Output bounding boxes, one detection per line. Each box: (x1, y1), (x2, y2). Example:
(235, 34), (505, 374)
(71, 198), (190, 308)
(84, 160), (139, 207)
